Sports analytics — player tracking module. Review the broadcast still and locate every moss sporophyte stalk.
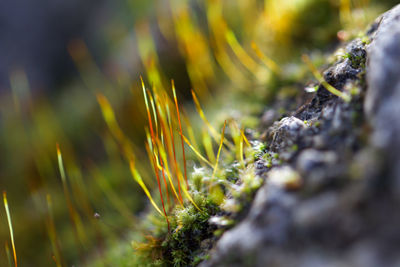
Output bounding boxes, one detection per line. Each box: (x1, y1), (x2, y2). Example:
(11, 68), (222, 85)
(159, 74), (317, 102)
(94, 72), (271, 265)
(94, 48), (347, 263)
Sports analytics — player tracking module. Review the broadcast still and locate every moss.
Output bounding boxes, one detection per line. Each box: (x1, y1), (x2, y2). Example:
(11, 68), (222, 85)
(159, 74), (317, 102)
(126, 134), (279, 266)
(161, 199), (220, 266)
(193, 254), (210, 266)
(357, 32), (372, 45)
(343, 51), (366, 69)
(291, 144), (299, 152)
(251, 141), (267, 160)
(191, 167), (209, 192)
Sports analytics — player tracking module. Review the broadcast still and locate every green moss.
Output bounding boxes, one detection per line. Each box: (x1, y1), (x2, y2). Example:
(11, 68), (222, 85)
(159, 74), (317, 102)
(193, 254), (210, 266)
(291, 144), (299, 152)
(128, 137), (278, 266)
(343, 51), (366, 69)
(251, 141), (267, 160)
(357, 32), (371, 45)
(161, 199), (219, 266)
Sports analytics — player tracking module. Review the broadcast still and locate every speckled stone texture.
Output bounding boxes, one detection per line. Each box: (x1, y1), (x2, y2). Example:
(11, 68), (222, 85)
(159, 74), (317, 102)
(201, 4), (400, 267)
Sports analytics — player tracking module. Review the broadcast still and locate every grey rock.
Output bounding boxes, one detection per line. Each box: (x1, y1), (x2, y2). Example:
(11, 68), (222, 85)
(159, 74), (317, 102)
(200, 184), (296, 267)
(296, 149), (338, 173)
(296, 149), (340, 191)
(323, 56), (360, 89)
(365, 3), (400, 194)
(261, 109), (279, 127)
(267, 116), (307, 151)
(201, 5), (400, 267)
(366, 4), (400, 118)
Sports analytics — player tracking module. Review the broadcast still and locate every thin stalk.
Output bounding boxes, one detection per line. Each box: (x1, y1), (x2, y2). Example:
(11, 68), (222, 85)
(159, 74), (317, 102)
(141, 77), (170, 230)
(211, 121), (227, 181)
(155, 149), (171, 208)
(251, 41), (282, 75)
(191, 89), (234, 150)
(3, 192), (17, 267)
(46, 194), (63, 267)
(129, 160), (163, 216)
(302, 54), (350, 102)
(180, 133), (213, 168)
(172, 80), (189, 189)
(165, 99), (184, 203)
(155, 138), (183, 206)
(56, 144), (86, 246)
(5, 241), (12, 267)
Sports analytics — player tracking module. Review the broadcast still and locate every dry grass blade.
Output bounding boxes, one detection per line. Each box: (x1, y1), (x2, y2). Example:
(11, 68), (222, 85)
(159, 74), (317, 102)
(202, 127), (216, 163)
(46, 194), (63, 267)
(141, 77), (170, 230)
(155, 138), (183, 206)
(225, 29), (260, 74)
(129, 160), (164, 216)
(211, 121), (227, 181)
(180, 133), (213, 168)
(154, 149), (171, 207)
(172, 80), (189, 189)
(89, 163), (137, 222)
(165, 100), (185, 204)
(158, 103), (184, 205)
(251, 41), (282, 75)
(208, 121), (227, 205)
(96, 94), (125, 142)
(148, 89), (159, 136)
(191, 89), (235, 150)
(302, 54), (351, 102)
(56, 144), (87, 246)
(3, 191), (17, 267)
(5, 241), (13, 267)
(191, 89), (220, 141)
(240, 132), (245, 166)
(240, 129), (250, 147)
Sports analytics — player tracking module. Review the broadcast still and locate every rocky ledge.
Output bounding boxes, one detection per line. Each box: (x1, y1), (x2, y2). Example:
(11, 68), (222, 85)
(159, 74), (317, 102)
(201, 4), (400, 267)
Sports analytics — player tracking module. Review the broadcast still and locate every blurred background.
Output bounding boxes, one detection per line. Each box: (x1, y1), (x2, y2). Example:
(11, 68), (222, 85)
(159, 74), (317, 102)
(0, 0), (398, 266)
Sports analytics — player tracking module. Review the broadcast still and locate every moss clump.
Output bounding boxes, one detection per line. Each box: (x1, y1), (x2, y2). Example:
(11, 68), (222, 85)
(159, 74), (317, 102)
(127, 139), (273, 266)
(162, 198), (219, 266)
(344, 52), (366, 69)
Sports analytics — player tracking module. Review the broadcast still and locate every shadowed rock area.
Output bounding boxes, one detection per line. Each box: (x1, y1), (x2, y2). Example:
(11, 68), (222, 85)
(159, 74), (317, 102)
(201, 4), (400, 267)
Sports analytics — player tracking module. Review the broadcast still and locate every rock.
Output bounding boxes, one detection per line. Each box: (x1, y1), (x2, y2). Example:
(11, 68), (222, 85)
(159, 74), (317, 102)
(296, 149), (340, 191)
(365, 4), (400, 195)
(267, 116), (307, 151)
(365, 4), (400, 118)
(365, 3), (400, 199)
(323, 41), (362, 89)
(201, 5), (400, 267)
(268, 166), (302, 190)
(296, 149), (337, 173)
(200, 184), (296, 267)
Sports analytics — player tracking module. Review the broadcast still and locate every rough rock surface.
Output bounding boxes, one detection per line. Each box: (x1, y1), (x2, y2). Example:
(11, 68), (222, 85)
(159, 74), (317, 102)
(201, 4), (400, 267)
(365, 4), (400, 198)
